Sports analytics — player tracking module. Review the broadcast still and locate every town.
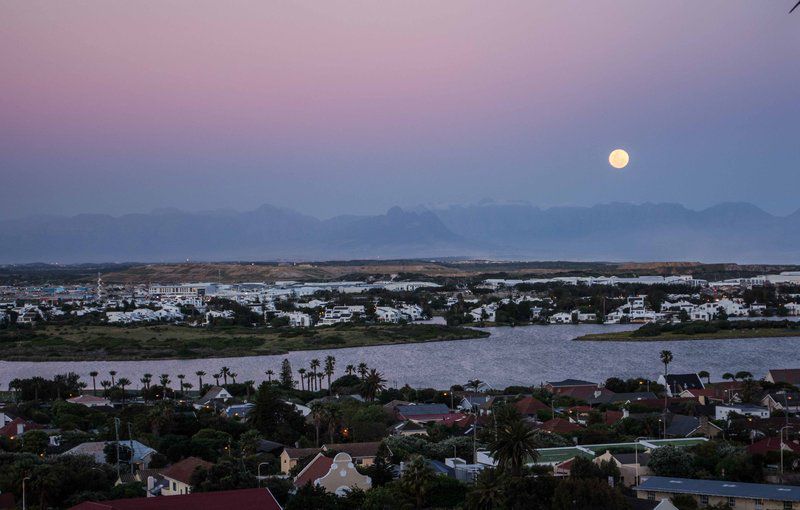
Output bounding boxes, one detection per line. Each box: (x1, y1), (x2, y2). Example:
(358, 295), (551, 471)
(2, 352), (800, 509)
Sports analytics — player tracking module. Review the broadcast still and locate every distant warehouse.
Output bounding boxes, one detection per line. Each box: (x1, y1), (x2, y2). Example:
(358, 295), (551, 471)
(636, 476), (800, 509)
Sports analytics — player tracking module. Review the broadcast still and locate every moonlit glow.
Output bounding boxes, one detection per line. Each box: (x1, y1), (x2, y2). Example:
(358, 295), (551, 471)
(609, 149), (630, 169)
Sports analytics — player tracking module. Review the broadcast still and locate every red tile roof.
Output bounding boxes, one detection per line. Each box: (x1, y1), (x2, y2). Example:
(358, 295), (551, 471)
(68, 488), (281, 510)
(159, 457), (213, 485)
(514, 396), (548, 416)
(294, 453), (334, 488)
(0, 418), (43, 438)
(747, 437), (800, 455)
(769, 369), (800, 385)
(539, 418), (582, 434)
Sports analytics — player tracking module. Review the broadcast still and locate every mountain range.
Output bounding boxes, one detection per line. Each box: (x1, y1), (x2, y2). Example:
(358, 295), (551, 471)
(2, 202), (799, 264)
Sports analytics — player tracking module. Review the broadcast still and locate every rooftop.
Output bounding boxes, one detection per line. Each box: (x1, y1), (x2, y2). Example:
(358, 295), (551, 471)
(636, 476), (800, 502)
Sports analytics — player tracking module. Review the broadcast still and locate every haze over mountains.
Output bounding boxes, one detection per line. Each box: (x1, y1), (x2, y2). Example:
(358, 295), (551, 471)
(2, 202), (799, 264)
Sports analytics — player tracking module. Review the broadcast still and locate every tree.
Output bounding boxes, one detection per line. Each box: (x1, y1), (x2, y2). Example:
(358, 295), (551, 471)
(297, 368), (306, 391)
(310, 402), (325, 447)
(280, 359), (293, 389)
(229, 372), (238, 384)
(466, 468), (505, 510)
(220, 366), (231, 385)
(195, 371), (206, 392)
(345, 364), (356, 376)
(89, 371), (99, 395)
(285, 483), (338, 510)
(213, 373), (221, 386)
(698, 370), (711, 384)
(324, 355), (336, 394)
(116, 378), (131, 403)
(309, 359), (320, 391)
(265, 369), (274, 383)
(648, 445), (695, 477)
(250, 382), (306, 445)
(358, 362), (369, 380)
(22, 429), (50, 455)
(401, 455), (434, 509)
(109, 370), (117, 387)
(159, 374), (171, 399)
(466, 379), (484, 395)
(660, 350), (674, 375)
(361, 369), (387, 401)
(671, 494), (700, 510)
(488, 416), (539, 476)
(100, 380), (111, 397)
(551, 478), (629, 510)
(177, 374), (186, 395)
(722, 372), (735, 382)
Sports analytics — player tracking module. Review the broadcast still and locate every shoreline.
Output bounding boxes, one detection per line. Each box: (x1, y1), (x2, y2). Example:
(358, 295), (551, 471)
(575, 328), (800, 342)
(0, 324), (490, 362)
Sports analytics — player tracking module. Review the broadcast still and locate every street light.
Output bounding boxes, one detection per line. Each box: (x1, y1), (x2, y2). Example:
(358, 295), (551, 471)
(22, 476), (30, 510)
(780, 425), (793, 476)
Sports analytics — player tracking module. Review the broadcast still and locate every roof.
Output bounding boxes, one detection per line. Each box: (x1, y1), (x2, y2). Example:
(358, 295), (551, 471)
(637, 476), (800, 502)
(396, 403), (450, 417)
(768, 369), (800, 385)
(294, 452), (334, 488)
(664, 415), (701, 437)
(160, 457), (213, 485)
(539, 418), (582, 434)
(283, 447), (320, 460)
(323, 441), (380, 458)
(197, 386), (230, 404)
(64, 441), (156, 463)
(67, 488), (282, 510)
(67, 394), (112, 405)
(747, 437), (800, 455)
(546, 379), (597, 388)
(514, 396), (548, 415)
(612, 452), (651, 466)
(0, 417), (43, 437)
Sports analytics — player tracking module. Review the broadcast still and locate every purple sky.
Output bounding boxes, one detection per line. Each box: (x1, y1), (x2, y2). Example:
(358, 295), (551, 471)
(1, 1), (799, 219)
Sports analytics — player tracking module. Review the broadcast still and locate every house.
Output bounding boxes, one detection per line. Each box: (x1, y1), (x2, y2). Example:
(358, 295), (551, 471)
(323, 442), (382, 467)
(280, 447), (321, 474)
(67, 394), (113, 408)
(67, 488), (282, 510)
(392, 420), (428, 437)
(766, 369), (800, 386)
(663, 414), (722, 438)
(396, 403), (452, 422)
(747, 436), (800, 456)
(225, 403), (255, 419)
(159, 457), (213, 496)
(513, 396), (549, 417)
(635, 476), (800, 509)
(293, 452), (371, 495)
(594, 450), (651, 487)
(545, 379), (598, 395)
(715, 403), (770, 421)
(658, 374), (704, 397)
(375, 307), (402, 323)
(469, 304), (497, 322)
(0, 418), (43, 439)
(194, 386), (233, 410)
(548, 312), (573, 324)
(761, 392), (800, 413)
(459, 395), (493, 412)
(63, 441), (157, 470)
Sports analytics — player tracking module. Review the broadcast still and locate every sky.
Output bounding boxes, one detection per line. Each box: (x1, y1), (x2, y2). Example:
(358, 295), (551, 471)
(1, 0), (799, 220)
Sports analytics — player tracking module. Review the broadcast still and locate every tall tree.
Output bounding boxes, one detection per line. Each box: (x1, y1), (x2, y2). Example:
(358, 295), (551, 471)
(660, 350), (674, 375)
(324, 355), (336, 394)
(195, 371), (206, 392)
(488, 416), (540, 477)
(265, 369), (274, 383)
(361, 369), (387, 402)
(298, 368), (306, 391)
(401, 455), (434, 509)
(117, 378), (131, 404)
(109, 370), (117, 387)
(89, 371), (98, 395)
(220, 366), (230, 385)
(280, 358), (294, 389)
(310, 359), (321, 391)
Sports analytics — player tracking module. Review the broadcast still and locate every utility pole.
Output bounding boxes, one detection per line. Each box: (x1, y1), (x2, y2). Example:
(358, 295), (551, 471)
(114, 418), (121, 479)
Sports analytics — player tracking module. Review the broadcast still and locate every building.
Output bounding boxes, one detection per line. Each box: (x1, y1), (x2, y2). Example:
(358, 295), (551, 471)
(766, 369), (800, 386)
(281, 447), (321, 475)
(635, 476), (800, 509)
(68, 488), (282, 510)
(658, 374), (704, 397)
(293, 452), (371, 495)
(63, 441), (157, 470)
(67, 394), (112, 408)
(545, 379), (598, 395)
(594, 450), (651, 487)
(159, 457), (213, 496)
(715, 403), (770, 421)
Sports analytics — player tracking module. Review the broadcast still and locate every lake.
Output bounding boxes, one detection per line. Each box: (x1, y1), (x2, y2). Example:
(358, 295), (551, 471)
(2, 324), (800, 389)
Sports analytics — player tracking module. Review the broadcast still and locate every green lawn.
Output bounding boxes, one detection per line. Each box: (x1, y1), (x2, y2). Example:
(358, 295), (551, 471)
(0, 323), (489, 361)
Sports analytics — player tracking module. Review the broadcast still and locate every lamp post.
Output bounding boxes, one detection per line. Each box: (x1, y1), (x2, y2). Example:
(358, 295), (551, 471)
(22, 476), (30, 510)
(780, 425), (793, 476)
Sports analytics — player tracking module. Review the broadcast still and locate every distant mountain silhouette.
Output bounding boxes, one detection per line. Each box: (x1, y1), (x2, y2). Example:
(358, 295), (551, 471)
(1, 202), (798, 263)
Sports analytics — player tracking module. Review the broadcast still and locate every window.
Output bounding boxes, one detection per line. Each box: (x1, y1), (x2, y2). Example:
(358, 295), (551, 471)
(172, 481), (176, 491)
(784, 502), (793, 510)
(647, 492), (655, 501)
(700, 495), (709, 505)
(727, 497), (736, 507)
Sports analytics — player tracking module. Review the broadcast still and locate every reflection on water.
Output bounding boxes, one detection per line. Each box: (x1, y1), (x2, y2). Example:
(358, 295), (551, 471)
(2, 324), (800, 389)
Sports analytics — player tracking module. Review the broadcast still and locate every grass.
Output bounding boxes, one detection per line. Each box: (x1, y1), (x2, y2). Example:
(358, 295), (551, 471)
(0, 323), (489, 361)
(577, 321), (800, 342)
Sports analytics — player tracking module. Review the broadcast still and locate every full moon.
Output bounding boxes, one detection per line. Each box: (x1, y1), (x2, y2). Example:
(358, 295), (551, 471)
(609, 149), (629, 169)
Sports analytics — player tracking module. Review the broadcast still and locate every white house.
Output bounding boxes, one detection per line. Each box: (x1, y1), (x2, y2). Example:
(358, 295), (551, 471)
(375, 307), (403, 323)
(715, 403), (770, 421)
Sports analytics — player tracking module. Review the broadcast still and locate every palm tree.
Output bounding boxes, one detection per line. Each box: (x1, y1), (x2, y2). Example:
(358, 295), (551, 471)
(109, 370), (117, 387)
(177, 374), (186, 395)
(326, 404), (341, 443)
(324, 355), (336, 393)
(213, 373), (221, 386)
(220, 366), (231, 385)
(660, 350), (673, 375)
(117, 378), (131, 403)
(159, 374), (171, 400)
(265, 370), (274, 383)
(317, 373), (324, 392)
(357, 362), (368, 380)
(89, 371), (99, 395)
(195, 371), (206, 392)
(310, 402), (325, 447)
(467, 468), (505, 509)
(345, 364), (356, 376)
(100, 380), (111, 397)
(142, 373), (152, 390)
(401, 455), (434, 509)
(466, 379), (484, 396)
(244, 380), (254, 400)
(488, 417), (539, 477)
(139, 377), (150, 402)
(310, 359), (321, 391)
(298, 368), (306, 391)
(362, 369), (387, 401)
(698, 370), (711, 384)
(229, 372), (238, 384)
